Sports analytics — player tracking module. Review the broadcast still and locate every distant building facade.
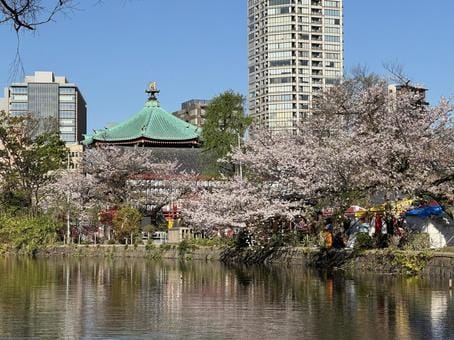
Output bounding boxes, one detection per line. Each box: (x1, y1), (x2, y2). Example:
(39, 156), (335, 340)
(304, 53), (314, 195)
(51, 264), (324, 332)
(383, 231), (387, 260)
(67, 144), (84, 170)
(173, 99), (209, 128)
(1, 71), (87, 144)
(0, 89), (7, 112)
(388, 84), (428, 106)
(248, 0), (344, 132)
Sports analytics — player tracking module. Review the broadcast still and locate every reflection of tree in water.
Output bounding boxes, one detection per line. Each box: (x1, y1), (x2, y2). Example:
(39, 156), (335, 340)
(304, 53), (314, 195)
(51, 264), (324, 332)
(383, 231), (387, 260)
(0, 258), (452, 339)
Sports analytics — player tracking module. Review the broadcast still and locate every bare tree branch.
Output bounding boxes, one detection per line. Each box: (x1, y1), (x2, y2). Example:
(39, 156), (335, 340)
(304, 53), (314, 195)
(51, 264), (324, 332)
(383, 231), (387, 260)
(383, 61), (411, 85)
(0, 0), (76, 31)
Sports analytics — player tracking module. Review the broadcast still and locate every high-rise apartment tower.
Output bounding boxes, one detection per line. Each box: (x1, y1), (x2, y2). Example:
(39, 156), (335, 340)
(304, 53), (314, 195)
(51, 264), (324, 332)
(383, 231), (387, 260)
(248, 0), (343, 132)
(1, 71), (87, 144)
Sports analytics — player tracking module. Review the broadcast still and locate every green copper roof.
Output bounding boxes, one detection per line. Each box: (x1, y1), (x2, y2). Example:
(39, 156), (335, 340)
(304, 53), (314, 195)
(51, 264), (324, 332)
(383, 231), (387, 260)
(83, 100), (201, 146)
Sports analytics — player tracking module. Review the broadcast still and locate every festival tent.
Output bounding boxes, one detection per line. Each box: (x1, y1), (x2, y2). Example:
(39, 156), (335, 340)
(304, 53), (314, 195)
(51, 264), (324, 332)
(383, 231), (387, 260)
(345, 205), (367, 218)
(405, 202), (454, 248)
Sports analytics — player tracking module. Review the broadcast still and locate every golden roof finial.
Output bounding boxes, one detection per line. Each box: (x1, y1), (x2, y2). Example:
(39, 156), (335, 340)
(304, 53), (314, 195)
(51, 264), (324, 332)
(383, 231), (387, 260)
(145, 81), (160, 101)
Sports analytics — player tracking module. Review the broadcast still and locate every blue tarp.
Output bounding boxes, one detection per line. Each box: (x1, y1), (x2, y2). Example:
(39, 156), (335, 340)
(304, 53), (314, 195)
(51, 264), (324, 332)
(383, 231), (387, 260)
(405, 206), (443, 218)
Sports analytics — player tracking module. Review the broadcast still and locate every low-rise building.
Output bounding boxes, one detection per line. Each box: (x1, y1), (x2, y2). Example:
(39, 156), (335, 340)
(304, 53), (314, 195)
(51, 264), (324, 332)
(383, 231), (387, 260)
(388, 84), (429, 106)
(67, 144), (84, 170)
(173, 99), (209, 128)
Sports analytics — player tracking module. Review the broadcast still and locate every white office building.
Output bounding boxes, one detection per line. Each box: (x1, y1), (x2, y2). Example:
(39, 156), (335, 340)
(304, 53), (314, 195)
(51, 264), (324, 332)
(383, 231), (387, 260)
(1, 71), (87, 144)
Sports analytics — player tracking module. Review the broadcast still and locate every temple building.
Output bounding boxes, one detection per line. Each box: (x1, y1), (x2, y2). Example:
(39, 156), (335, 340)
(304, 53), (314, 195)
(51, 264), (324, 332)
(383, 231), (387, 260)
(83, 82), (204, 173)
(83, 83), (211, 242)
(83, 82), (201, 148)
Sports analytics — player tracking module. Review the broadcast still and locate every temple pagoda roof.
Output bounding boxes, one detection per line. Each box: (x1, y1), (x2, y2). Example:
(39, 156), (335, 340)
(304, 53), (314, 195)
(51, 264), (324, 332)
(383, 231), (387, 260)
(83, 83), (201, 147)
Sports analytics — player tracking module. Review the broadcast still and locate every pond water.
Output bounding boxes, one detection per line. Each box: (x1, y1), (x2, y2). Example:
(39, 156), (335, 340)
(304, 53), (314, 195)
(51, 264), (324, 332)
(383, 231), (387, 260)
(0, 257), (452, 339)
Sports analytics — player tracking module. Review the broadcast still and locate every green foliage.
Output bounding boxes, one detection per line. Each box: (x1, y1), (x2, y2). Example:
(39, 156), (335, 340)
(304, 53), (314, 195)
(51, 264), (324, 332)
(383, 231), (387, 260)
(354, 233), (374, 251)
(112, 206), (142, 242)
(201, 90), (252, 174)
(178, 239), (194, 256)
(390, 250), (433, 275)
(189, 237), (232, 248)
(143, 224), (155, 233)
(400, 232), (431, 251)
(0, 112), (66, 212)
(159, 243), (172, 251)
(0, 214), (60, 254)
(145, 241), (156, 251)
(299, 233), (322, 248)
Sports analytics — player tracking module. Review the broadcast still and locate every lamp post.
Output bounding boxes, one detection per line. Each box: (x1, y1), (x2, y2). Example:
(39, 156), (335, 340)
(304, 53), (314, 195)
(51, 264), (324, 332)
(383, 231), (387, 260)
(238, 133), (243, 181)
(66, 151), (71, 244)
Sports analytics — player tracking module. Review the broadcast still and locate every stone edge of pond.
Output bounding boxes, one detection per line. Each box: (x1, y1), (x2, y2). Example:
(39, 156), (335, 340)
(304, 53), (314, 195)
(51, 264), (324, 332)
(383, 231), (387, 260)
(3, 245), (453, 278)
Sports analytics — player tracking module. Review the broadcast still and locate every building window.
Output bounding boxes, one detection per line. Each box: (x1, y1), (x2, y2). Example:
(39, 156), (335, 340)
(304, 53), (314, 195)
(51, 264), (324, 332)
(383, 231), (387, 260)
(11, 94), (28, 101)
(269, 94), (292, 102)
(10, 102), (28, 110)
(60, 126), (75, 133)
(10, 87), (27, 94)
(325, 52), (340, 59)
(268, 7), (291, 15)
(269, 0), (291, 5)
(60, 133), (75, 142)
(268, 16), (292, 25)
(59, 95), (75, 102)
(60, 119), (75, 126)
(325, 35), (340, 42)
(59, 87), (75, 94)
(325, 78), (339, 85)
(270, 77), (293, 84)
(59, 111), (76, 118)
(325, 1), (339, 7)
(325, 9), (340, 17)
(268, 24), (292, 33)
(269, 68), (292, 75)
(59, 103), (76, 110)
(270, 60), (292, 67)
(268, 33), (293, 41)
(325, 18), (341, 25)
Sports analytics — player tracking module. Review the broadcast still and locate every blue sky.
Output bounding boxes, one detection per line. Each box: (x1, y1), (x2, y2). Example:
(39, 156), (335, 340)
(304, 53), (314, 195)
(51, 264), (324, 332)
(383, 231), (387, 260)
(0, 0), (453, 131)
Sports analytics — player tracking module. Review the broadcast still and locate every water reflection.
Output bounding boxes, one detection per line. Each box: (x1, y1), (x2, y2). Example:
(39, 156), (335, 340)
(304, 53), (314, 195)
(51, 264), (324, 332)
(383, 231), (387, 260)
(0, 258), (452, 339)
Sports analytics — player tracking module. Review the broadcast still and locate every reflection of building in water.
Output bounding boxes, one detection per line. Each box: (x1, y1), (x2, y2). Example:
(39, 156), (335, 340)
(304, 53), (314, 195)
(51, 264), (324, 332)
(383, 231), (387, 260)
(431, 291), (448, 339)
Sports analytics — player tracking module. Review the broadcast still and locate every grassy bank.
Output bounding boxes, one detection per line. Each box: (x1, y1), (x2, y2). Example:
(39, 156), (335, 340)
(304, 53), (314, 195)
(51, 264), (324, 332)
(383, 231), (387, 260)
(4, 243), (449, 278)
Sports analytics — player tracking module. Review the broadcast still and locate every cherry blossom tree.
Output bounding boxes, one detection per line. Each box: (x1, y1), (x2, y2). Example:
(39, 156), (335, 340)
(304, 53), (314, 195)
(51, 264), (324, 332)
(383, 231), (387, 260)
(183, 74), (454, 241)
(41, 146), (189, 239)
(82, 145), (179, 206)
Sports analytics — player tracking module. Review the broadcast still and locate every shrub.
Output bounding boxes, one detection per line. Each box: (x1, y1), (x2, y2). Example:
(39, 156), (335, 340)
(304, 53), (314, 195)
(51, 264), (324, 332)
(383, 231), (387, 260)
(400, 232), (431, 251)
(145, 241), (155, 251)
(189, 237), (232, 248)
(112, 206), (141, 242)
(390, 250), (433, 275)
(0, 214), (59, 254)
(354, 233), (374, 251)
(178, 239), (192, 256)
(159, 243), (172, 251)
(299, 233), (321, 248)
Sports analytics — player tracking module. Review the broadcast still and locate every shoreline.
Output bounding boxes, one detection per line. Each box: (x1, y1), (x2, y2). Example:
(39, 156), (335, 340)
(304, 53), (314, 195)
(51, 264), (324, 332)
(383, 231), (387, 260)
(5, 244), (453, 278)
